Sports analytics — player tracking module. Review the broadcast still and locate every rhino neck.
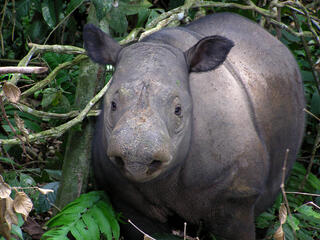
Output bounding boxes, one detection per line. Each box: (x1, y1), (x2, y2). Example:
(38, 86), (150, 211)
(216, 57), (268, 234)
(141, 27), (203, 52)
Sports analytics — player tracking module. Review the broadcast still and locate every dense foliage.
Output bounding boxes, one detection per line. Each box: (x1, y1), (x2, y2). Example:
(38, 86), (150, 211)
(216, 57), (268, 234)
(0, 0), (319, 239)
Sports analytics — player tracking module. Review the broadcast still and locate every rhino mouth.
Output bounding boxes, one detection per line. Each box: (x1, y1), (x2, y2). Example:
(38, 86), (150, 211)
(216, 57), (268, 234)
(110, 156), (166, 182)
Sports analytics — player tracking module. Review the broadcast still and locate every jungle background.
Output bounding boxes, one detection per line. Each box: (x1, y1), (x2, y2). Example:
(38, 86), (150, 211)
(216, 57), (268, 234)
(0, 0), (319, 239)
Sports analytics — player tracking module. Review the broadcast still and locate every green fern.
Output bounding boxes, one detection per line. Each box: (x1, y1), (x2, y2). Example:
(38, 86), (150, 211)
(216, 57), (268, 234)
(41, 191), (120, 240)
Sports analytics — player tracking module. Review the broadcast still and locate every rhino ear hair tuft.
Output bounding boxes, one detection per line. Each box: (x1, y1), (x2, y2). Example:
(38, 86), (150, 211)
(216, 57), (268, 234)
(185, 35), (234, 72)
(83, 24), (122, 65)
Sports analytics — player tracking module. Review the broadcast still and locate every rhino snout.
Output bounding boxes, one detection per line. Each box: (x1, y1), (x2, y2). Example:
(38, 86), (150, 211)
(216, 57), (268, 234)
(107, 135), (173, 182)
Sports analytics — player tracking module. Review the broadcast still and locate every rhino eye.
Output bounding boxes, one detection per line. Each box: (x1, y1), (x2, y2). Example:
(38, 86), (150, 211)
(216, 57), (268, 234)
(111, 101), (117, 111)
(174, 105), (182, 116)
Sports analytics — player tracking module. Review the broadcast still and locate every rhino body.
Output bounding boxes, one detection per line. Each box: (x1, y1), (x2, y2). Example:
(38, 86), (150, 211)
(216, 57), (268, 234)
(83, 13), (305, 240)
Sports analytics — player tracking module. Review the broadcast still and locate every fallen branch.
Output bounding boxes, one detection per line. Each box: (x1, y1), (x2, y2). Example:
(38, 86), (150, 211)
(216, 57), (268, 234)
(0, 66), (48, 74)
(21, 54), (88, 98)
(28, 43), (85, 55)
(12, 102), (100, 120)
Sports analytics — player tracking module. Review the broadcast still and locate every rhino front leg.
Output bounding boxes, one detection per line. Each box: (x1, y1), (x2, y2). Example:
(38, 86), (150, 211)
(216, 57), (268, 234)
(113, 200), (172, 240)
(209, 197), (257, 240)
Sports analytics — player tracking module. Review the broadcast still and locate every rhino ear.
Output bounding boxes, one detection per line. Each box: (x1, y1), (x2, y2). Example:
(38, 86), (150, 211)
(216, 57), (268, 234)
(185, 36), (234, 72)
(83, 24), (121, 65)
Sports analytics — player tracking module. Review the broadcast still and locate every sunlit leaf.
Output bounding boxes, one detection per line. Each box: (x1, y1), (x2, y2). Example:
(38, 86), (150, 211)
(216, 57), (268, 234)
(0, 175), (11, 199)
(297, 205), (320, 219)
(279, 203), (287, 225)
(38, 188), (54, 195)
(273, 224), (284, 240)
(13, 191), (33, 221)
(41, 0), (57, 29)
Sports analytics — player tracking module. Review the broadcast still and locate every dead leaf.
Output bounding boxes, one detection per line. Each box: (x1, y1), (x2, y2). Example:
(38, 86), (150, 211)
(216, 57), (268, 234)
(38, 188), (54, 195)
(22, 217), (44, 240)
(13, 191), (33, 221)
(5, 197), (18, 229)
(279, 203), (287, 225)
(3, 82), (21, 103)
(274, 224), (284, 240)
(14, 112), (29, 136)
(0, 175), (11, 199)
(0, 198), (11, 239)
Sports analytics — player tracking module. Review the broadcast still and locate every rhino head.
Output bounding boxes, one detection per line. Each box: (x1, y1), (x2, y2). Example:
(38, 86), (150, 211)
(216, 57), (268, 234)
(83, 24), (233, 182)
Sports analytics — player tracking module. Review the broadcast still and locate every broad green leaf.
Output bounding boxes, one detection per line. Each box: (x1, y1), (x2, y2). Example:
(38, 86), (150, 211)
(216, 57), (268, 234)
(82, 212), (100, 240)
(0, 157), (17, 166)
(297, 205), (320, 219)
(11, 224), (24, 240)
(44, 170), (62, 181)
(92, 0), (113, 21)
(16, 0), (32, 17)
(66, 0), (84, 15)
(301, 70), (315, 83)
(311, 91), (320, 117)
(70, 226), (82, 240)
(41, 227), (69, 240)
(109, 7), (128, 34)
(137, 9), (151, 28)
(75, 219), (91, 239)
(41, 88), (59, 108)
(46, 213), (80, 228)
(307, 173), (320, 191)
(89, 205), (113, 240)
(292, 162), (307, 175)
(44, 192), (119, 240)
(96, 201), (120, 239)
(34, 182), (59, 214)
(19, 173), (36, 187)
(297, 229), (315, 240)
(119, 0), (152, 15)
(41, 0), (57, 29)
(283, 223), (295, 240)
(58, 191), (101, 215)
(21, 119), (42, 133)
(286, 215), (300, 231)
(27, 20), (47, 42)
(256, 212), (276, 229)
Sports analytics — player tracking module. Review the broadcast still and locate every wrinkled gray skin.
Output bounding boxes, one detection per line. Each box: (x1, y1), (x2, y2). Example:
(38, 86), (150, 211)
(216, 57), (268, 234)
(83, 13), (305, 240)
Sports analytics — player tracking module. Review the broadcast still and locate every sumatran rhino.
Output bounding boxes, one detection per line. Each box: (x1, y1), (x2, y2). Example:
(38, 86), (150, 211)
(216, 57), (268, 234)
(83, 12), (305, 240)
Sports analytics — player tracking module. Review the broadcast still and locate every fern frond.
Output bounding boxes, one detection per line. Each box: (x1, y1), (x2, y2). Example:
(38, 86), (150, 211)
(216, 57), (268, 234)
(41, 191), (120, 240)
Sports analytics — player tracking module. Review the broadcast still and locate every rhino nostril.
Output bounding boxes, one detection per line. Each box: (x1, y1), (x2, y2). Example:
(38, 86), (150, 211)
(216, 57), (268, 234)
(147, 160), (162, 175)
(114, 156), (125, 168)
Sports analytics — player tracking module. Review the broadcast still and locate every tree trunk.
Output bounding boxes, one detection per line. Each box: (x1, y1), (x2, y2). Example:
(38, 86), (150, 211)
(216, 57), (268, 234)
(55, 5), (108, 210)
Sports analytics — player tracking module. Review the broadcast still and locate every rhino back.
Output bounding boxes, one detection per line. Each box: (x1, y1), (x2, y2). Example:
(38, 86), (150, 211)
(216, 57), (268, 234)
(185, 12), (305, 210)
